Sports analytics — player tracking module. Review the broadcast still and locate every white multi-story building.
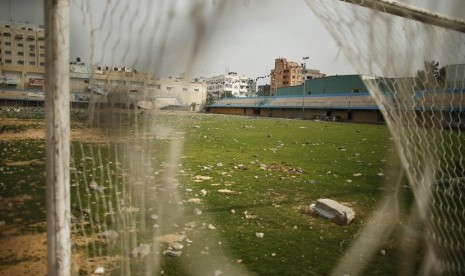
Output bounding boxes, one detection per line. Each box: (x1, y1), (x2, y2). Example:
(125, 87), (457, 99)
(207, 72), (250, 99)
(148, 76), (207, 111)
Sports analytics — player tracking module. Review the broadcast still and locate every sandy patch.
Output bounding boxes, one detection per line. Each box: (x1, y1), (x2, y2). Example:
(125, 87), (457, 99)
(0, 118), (109, 143)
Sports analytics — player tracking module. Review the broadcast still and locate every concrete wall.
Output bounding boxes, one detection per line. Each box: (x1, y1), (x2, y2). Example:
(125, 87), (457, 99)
(209, 106), (385, 124)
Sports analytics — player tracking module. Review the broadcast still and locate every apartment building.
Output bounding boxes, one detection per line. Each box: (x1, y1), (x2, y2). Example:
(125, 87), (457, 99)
(0, 21), (45, 90)
(206, 72), (250, 99)
(92, 67), (207, 110)
(270, 58), (302, 96)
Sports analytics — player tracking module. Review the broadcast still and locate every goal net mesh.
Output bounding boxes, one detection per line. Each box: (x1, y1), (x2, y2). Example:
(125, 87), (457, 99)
(63, 1), (465, 275)
(304, 0), (465, 275)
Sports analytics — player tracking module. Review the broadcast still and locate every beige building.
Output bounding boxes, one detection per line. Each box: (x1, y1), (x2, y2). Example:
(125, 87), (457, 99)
(270, 58), (302, 96)
(91, 67), (207, 111)
(0, 21), (45, 90)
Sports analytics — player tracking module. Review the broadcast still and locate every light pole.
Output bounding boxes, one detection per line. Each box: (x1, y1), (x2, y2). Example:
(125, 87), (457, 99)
(302, 56), (309, 118)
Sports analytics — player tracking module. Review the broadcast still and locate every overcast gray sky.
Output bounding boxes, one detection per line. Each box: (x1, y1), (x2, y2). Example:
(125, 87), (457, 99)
(1, 0), (464, 84)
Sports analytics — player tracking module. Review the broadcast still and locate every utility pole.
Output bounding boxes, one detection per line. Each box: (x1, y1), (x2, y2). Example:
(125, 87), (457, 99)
(302, 56), (309, 118)
(44, 0), (71, 275)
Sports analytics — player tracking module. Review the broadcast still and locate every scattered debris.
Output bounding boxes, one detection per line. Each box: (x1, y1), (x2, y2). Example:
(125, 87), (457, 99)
(234, 164), (247, 170)
(208, 224), (216, 230)
(243, 210), (256, 219)
(194, 208), (203, 215)
(216, 162), (223, 167)
(308, 198), (355, 225)
(353, 173), (362, 177)
(380, 249), (386, 256)
(155, 233), (186, 243)
(163, 249), (182, 257)
(187, 198), (202, 203)
(169, 242), (184, 251)
(137, 101), (153, 110)
(130, 244), (151, 259)
(255, 232), (264, 238)
(217, 189), (235, 194)
(89, 181), (105, 192)
(94, 267), (105, 274)
(151, 214), (159, 220)
(193, 175), (213, 181)
(97, 230), (119, 240)
(5, 159), (44, 167)
(200, 189), (208, 196)
(214, 269), (223, 276)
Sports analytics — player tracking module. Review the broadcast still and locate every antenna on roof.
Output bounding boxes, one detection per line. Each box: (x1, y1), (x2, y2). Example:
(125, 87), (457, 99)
(9, 0), (12, 22)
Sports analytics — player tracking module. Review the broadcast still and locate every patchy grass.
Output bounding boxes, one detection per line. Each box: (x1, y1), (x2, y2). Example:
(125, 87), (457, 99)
(1, 113), (414, 275)
(177, 115), (400, 275)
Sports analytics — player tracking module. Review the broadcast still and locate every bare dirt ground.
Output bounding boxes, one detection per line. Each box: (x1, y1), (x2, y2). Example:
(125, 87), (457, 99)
(0, 118), (110, 143)
(0, 118), (115, 274)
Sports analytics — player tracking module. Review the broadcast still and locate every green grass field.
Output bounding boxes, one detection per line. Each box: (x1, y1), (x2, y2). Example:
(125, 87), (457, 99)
(1, 112), (412, 275)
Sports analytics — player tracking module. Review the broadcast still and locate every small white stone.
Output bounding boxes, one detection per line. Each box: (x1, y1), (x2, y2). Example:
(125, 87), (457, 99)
(255, 232), (264, 238)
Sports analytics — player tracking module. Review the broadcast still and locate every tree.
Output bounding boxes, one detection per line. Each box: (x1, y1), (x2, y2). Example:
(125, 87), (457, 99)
(416, 60), (446, 90)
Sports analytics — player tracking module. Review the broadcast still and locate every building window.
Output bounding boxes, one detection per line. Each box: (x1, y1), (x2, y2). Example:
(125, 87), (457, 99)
(194, 88), (199, 92)
(18, 60), (24, 65)
(39, 45), (44, 49)
(29, 61), (36, 66)
(5, 59), (12, 64)
(29, 53), (35, 57)
(352, 88), (360, 93)
(17, 43), (24, 47)
(18, 52), (24, 56)
(5, 50), (11, 55)
(40, 53), (45, 57)
(5, 42), (11, 46)
(39, 62), (45, 66)
(183, 88), (188, 91)
(167, 87), (172, 91)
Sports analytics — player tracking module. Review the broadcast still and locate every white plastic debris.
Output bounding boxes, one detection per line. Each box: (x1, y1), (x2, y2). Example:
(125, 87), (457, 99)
(255, 232), (264, 238)
(130, 244), (151, 259)
(194, 208), (203, 215)
(200, 189), (208, 196)
(98, 230), (119, 240)
(94, 266), (105, 274)
(208, 224), (216, 230)
(214, 269), (223, 276)
(353, 173), (362, 177)
(151, 214), (159, 220)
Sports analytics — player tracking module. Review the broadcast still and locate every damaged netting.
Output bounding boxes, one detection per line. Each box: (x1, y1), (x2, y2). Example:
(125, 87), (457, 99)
(304, 0), (465, 275)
